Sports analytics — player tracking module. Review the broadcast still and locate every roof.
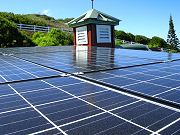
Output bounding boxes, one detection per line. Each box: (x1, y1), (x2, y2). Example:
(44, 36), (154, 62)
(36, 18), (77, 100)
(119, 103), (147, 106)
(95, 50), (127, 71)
(68, 9), (120, 27)
(0, 46), (180, 135)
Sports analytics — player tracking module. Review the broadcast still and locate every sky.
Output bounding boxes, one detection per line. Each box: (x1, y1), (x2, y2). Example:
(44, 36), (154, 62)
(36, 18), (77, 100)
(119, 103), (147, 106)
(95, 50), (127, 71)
(0, 0), (179, 40)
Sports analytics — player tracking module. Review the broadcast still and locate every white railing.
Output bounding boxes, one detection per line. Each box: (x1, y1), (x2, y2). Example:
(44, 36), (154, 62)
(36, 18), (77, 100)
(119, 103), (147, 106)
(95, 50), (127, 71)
(16, 24), (72, 33)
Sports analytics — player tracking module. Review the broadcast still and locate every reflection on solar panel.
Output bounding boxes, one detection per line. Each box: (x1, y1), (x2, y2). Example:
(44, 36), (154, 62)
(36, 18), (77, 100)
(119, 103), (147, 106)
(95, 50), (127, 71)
(0, 46), (179, 135)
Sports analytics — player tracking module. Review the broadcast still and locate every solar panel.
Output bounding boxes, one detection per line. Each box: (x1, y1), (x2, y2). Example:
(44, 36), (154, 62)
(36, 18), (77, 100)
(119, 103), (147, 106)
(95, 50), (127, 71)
(0, 55), (61, 83)
(8, 47), (165, 73)
(1, 76), (179, 135)
(83, 60), (180, 105)
(0, 46), (180, 135)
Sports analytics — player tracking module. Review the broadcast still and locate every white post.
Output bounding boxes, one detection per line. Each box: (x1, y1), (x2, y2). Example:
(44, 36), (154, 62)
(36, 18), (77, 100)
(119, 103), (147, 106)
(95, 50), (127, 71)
(34, 25), (36, 32)
(20, 24), (22, 30)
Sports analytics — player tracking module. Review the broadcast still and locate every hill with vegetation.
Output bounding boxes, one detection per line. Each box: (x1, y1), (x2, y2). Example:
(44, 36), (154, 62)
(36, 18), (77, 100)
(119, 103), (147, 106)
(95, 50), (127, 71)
(0, 12), (74, 48)
(0, 12), (73, 28)
(115, 30), (180, 53)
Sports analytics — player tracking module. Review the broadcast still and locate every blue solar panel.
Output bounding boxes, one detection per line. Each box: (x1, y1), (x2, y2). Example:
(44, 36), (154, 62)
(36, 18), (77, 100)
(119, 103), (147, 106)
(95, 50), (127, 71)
(83, 60), (180, 105)
(0, 76), (179, 134)
(0, 46), (179, 135)
(12, 47), (163, 73)
(0, 55), (61, 83)
(0, 108), (53, 135)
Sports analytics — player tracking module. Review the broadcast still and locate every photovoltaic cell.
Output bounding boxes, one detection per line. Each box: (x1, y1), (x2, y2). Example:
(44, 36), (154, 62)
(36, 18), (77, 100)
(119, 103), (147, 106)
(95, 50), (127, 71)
(159, 120), (180, 135)
(0, 94), (29, 113)
(0, 108), (53, 135)
(61, 113), (151, 135)
(111, 101), (180, 131)
(157, 89), (180, 104)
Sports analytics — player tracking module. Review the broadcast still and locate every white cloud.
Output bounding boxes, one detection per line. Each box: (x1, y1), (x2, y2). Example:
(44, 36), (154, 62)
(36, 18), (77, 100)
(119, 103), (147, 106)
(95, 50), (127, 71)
(41, 9), (50, 16)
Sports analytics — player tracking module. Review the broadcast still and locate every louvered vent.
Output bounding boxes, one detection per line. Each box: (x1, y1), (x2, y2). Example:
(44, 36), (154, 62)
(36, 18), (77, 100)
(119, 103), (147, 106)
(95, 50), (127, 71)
(96, 25), (111, 43)
(76, 26), (88, 45)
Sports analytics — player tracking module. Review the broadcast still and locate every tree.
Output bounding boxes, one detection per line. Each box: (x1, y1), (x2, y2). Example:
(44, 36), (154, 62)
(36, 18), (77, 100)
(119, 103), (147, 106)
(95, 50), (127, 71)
(135, 35), (150, 45)
(58, 18), (74, 23)
(148, 36), (167, 50)
(0, 16), (34, 47)
(167, 15), (179, 49)
(127, 33), (135, 42)
(115, 30), (131, 41)
(32, 29), (73, 46)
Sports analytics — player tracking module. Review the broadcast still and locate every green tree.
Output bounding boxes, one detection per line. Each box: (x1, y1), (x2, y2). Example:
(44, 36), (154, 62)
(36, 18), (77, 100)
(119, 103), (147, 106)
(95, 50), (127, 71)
(135, 35), (150, 45)
(127, 33), (135, 42)
(58, 18), (74, 23)
(0, 16), (34, 47)
(32, 29), (73, 46)
(148, 36), (167, 50)
(167, 15), (179, 49)
(115, 30), (130, 41)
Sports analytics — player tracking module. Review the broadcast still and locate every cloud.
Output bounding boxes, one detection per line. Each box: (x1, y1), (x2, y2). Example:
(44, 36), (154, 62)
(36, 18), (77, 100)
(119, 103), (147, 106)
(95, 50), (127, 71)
(41, 9), (50, 16)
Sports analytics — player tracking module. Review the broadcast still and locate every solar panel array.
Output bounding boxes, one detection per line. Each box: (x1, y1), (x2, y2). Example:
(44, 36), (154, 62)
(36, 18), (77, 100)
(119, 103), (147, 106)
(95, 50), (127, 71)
(0, 46), (179, 135)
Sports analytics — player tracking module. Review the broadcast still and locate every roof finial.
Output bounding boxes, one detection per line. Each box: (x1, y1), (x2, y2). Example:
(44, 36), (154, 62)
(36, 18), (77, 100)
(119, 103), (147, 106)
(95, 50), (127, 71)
(91, 0), (94, 9)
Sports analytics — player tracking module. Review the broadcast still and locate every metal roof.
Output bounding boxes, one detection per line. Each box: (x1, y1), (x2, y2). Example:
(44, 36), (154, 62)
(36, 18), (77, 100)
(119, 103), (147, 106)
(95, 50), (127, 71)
(68, 9), (120, 27)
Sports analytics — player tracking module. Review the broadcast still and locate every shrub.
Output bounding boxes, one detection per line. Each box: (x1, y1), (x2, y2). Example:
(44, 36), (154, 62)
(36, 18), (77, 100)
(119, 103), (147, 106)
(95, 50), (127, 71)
(32, 29), (73, 46)
(0, 16), (34, 47)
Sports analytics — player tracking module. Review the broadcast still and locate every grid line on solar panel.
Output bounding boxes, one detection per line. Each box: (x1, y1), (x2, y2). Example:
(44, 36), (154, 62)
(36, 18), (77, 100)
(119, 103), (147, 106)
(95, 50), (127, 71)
(29, 97), (142, 135)
(0, 46), (76, 55)
(30, 127), (61, 135)
(1, 46), (180, 135)
(2, 46), (180, 61)
(73, 75), (180, 112)
(30, 89), (108, 107)
(0, 95), (30, 113)
(1, 53), (180, 110)
(148, 113), (179, 133)
(118, 73), (180, 104)
(41, 79), (157, 134)
(1, 75), (179, 134)
(7, 54), (179, 106)
(154, 118), (180, 134)
(23, 56), (86, 72)
(62, 115), (146, 134)
(29, 106), (179, 135)
(0, 56), (62, 83)
(84, 60), (180, 79)
(7, 84), (67, 135)
(0, 86), (108, 117)
(0, 104), (53, 135)
(11, 47), (165, 74)
(100, 68), (179, 84)
(156, 89), (180, 105)
(0, 80), (111, 134)
(82, 61), (180, 106)
(57, 100), (141, 128)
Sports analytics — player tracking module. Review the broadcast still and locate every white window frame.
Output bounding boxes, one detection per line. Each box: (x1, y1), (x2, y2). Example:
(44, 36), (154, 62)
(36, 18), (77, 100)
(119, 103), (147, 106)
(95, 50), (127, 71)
(96, 25), (111, 43)
(76, 26), (88, 45)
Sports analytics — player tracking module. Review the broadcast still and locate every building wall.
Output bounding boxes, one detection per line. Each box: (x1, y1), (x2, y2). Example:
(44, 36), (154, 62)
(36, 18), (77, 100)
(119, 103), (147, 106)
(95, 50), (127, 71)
(73, 24), (115, 48)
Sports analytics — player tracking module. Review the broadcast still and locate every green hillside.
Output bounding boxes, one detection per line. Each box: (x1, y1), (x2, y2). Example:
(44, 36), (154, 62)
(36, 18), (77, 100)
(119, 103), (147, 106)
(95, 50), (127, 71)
(0, 12), (73, 28)
(0, 12), (74, 48)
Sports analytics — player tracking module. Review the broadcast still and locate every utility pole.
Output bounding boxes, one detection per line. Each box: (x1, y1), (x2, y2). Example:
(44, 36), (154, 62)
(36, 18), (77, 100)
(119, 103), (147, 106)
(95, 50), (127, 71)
(91, 0), (94, 9)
